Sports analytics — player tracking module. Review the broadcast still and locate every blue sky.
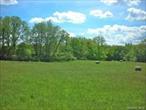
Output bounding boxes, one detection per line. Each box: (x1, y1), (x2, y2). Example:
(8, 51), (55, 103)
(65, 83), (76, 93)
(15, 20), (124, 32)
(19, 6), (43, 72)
(1, 0), (146, 45)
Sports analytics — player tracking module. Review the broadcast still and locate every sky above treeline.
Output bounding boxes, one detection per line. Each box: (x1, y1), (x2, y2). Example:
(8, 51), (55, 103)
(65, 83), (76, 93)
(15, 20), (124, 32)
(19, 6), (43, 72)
(0, 0), (146, 45)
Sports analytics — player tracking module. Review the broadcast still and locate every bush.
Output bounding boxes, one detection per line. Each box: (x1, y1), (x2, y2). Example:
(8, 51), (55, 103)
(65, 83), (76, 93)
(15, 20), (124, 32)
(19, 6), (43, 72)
(40, 56), (53, 62)
(11, 55), (18, 61)
(54, 53), (77, 61)
(30, 56), (40, 62)
(16, 43), (33, 61)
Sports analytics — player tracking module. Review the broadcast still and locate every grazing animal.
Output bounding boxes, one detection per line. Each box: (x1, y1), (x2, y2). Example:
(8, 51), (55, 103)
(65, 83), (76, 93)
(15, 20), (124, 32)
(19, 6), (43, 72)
(96, 61), (100, 64)
(120, 60), (123, 62)
(135, 66), (142, 71)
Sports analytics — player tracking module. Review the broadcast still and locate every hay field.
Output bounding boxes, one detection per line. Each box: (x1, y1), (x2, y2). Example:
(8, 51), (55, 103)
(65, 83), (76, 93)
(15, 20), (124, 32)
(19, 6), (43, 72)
(0, 61), (146, 110)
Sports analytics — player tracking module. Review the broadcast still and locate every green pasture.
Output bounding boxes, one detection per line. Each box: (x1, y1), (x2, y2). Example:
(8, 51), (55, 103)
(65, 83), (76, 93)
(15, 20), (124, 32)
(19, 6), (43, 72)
(0, 61), (146, 110)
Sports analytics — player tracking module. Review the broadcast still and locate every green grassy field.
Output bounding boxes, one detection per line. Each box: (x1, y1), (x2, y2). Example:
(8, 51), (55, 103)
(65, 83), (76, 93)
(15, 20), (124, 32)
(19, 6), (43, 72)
(0, 61), (146, 110)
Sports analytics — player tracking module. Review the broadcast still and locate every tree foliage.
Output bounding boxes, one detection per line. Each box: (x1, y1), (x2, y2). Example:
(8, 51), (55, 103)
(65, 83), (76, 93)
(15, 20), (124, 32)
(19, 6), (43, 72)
(0, 16), (146, 62)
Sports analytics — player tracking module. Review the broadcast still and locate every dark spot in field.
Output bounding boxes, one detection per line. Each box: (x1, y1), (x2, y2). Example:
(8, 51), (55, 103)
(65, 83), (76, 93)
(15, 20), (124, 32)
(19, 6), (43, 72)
(30, 95), (34, 99)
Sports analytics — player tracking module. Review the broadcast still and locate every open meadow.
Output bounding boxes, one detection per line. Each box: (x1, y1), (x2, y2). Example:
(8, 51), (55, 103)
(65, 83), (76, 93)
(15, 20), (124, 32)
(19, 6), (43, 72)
(0, 61), (146, 110)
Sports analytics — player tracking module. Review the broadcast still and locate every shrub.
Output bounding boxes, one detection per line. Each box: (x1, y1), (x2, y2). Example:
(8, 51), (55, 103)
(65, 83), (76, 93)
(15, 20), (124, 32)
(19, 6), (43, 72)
(55, 53), (77, 61)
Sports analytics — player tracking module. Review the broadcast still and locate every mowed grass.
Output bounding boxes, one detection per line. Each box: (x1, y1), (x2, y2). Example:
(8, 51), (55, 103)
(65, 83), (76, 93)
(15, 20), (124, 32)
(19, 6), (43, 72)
(0, 61), (146, 110)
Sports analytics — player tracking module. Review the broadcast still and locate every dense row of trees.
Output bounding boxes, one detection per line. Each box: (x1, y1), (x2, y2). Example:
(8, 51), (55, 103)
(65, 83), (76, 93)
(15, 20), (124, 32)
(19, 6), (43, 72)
(0, 16), (146, 62)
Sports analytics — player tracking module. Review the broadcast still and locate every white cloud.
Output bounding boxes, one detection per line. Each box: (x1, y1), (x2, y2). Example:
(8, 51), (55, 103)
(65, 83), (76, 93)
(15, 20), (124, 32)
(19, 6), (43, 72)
(29, 11), (86, 24)
(90, 9), (113, 18)
(68, 32), (76, 37)
(86, 25), (146, 45)
(0, 0), (18, 5)
(52, 11), (86, 24)
(125, 0), (141, 6)
(126, 8), (146, 21)
(100, 0), (141, 6)
(29, 17), (45, 23)
(100, 0), (118, 5)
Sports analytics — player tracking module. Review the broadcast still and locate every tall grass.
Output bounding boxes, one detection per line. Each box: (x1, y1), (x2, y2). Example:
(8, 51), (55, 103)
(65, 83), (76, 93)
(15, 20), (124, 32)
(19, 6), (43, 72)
(0, 61), (146, 110)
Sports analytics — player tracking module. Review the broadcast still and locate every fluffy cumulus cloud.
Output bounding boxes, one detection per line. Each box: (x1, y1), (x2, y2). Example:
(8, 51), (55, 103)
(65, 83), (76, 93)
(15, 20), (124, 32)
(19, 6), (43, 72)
(29, 17), (45, 23)
(29, 11), (86, 24)
(125, 0), (141, 6)
(0, 0), (18, 5)
(68, 32), (76, 37)
(86, 25), (146, 45)
(100, 0), (118, 5)
(126, 8), (146, 21)
(100, 0), (141, 6)
(90, 9), (113, 18)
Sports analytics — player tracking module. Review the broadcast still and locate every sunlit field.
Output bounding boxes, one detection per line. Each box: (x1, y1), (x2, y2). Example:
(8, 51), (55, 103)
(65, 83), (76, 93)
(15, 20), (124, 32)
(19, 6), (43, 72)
(0, 61), (146, 110)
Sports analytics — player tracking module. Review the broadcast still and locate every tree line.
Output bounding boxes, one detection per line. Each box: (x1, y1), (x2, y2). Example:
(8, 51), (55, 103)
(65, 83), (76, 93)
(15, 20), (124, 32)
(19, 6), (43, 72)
(0, 16), (146, 62)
